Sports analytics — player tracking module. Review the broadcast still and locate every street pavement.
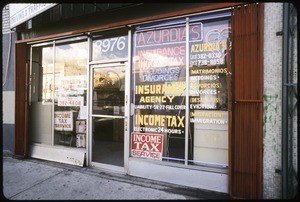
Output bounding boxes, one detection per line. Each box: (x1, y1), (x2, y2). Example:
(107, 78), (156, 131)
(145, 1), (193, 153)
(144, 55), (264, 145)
(2, 153), (231, 200)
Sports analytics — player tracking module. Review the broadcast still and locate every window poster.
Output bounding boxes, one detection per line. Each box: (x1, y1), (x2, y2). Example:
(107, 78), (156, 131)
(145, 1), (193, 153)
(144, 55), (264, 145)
(188, 19), (230, 165)
(189, 20), (231, 67)
(76, 120), (86, 133)
(78, 106), (87, 119)
(54, 111), (74, 131)
(131, 133), (164, 160)
(58, 96), (84, 107)
(189, 19), (230, 117)
(133, 23), (188, 160)
(58, 76), (86, 96)
(132, 16), (231, 164)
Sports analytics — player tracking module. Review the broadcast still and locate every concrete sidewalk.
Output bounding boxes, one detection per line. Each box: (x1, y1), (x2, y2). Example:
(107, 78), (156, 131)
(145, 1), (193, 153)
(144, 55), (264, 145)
(2, 155), (231, 200)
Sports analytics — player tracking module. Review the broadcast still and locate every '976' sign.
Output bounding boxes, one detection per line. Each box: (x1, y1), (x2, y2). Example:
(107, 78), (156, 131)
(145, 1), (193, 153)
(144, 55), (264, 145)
(93, 36), (128, 60)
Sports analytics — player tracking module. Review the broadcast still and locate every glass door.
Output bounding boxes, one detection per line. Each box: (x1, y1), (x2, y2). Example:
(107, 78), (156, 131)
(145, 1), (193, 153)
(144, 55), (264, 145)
(91, 63), (126, 169)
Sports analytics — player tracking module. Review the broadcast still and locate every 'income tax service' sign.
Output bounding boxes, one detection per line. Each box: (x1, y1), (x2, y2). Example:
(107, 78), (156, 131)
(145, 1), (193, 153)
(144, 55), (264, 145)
(131, 133), (164, 160)
(54, 111), (73, 131)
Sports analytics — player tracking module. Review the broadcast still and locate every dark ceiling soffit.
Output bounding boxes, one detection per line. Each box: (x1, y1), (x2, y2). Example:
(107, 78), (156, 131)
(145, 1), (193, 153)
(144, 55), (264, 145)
(16, 2), (244, 44)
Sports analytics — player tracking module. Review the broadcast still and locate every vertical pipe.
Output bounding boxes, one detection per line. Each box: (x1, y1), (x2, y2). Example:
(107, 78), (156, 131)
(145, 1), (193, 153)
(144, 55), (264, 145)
(282, 2), (290, 199)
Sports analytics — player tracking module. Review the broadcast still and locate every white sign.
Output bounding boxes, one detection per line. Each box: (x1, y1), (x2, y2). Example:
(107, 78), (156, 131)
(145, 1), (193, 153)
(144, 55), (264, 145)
(54, 111), (73, 131)
(58, 96), (84, 107)
(58, 76), (86, 95)
(9, 4), (57, 28)
(78, 106), (87, 119)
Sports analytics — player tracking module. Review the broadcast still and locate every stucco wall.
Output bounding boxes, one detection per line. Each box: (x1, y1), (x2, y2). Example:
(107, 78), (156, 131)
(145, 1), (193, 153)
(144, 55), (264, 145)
(263, 3), (283, 199)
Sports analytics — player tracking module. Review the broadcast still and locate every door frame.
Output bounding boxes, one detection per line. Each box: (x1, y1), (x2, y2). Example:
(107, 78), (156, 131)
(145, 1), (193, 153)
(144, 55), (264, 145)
(88, 61), (130, 173)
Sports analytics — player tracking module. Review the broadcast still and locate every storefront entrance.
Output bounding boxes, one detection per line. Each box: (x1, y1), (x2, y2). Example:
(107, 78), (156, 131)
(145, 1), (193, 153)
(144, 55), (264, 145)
(90, 63), (127, 171)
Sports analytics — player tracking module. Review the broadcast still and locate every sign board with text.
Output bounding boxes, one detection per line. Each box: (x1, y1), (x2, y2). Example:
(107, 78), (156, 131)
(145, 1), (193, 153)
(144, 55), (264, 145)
(54, 111), (73, 131)
(57, 96), (84, 107)
(131, 133), (164, 160)
(9, 4), (57, 28)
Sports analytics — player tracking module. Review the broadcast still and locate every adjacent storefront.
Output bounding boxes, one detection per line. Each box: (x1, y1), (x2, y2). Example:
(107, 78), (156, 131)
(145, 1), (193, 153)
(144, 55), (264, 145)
(14, 3), (264, 198)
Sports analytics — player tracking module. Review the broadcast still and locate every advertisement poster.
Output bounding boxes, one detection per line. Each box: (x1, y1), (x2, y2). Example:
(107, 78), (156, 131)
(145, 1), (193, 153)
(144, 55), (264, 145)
(58, 76), (86, 95)
(54, 111), (73, 131)
(189, 19), (230, 112)
(189, 20), (230, 67)
(132, 19), (230, 160)
(76, 120), (86, 133)
(133, 24), (187, 138)
(78, 106), (87, 119)
(131, 133), (164, 160)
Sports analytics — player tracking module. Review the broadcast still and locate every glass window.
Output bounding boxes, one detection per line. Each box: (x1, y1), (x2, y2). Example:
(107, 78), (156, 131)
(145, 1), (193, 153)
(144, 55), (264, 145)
(92, 65), (125, 116)
(132, 19), (187, 163)
(189, 18), (231, 167)
(41, 47), (54, 103)
(131, 13), (231, 168)
(92, 29), (128, 61)
(53, 40), (88, 147)
(29, 45), (53, 145)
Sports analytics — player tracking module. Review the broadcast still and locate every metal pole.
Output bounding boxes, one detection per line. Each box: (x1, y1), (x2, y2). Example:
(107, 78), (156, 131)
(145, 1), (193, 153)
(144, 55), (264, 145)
(282, 2), (290, 199)
(185, 17), (190, 165)
(86, 33), (92, 166)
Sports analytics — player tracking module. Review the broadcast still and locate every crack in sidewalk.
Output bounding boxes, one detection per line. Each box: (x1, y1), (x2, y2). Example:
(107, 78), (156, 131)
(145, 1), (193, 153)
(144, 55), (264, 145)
(8, 169), (66, 200)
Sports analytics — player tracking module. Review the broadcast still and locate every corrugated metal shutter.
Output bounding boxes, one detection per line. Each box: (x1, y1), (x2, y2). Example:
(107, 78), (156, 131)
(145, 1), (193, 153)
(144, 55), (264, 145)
(230, 3), (263, 199)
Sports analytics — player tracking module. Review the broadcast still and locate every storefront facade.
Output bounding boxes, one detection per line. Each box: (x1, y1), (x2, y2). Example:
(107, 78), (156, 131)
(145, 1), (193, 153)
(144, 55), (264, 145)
(3, 2), (297, 199)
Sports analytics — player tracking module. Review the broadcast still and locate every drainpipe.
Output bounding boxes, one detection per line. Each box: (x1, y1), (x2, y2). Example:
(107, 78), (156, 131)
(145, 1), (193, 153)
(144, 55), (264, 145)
(282, 2), (289, 199)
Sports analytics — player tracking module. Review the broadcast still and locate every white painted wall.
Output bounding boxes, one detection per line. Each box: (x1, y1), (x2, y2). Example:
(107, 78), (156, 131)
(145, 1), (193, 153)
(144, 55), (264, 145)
(2, 91), (15, 124)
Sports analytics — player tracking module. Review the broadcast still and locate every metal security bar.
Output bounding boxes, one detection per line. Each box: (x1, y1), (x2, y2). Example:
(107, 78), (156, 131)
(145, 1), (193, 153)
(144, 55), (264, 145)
(282, 3), (298, 199)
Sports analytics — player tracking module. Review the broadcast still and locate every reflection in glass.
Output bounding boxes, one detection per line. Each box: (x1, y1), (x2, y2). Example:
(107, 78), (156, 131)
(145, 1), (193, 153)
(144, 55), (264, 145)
(132, 21), (187, 163)
(91, 65), (125, 167)
(53, 41), (88, 147)
(92, 66), (125, 116)
(189, 18), (230, 167)
(132, 14), (231, 168)
(92, 117), (124, 166)
(29, 46), (53, 145)
(92, 30), (128, 61)
(41, 47), (54, 103)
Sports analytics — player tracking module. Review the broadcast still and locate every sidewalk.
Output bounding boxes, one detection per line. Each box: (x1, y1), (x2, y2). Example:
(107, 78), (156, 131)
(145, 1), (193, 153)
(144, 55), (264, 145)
(2, 154), (231, 200)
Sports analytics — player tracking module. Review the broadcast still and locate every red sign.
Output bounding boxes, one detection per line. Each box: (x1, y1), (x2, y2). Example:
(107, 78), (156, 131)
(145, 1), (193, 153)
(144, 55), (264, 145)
(131, 133), (164, 160)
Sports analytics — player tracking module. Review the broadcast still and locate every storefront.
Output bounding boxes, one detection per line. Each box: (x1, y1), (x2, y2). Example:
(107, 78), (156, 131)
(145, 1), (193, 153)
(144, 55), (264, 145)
(13, 3), (265, 199)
